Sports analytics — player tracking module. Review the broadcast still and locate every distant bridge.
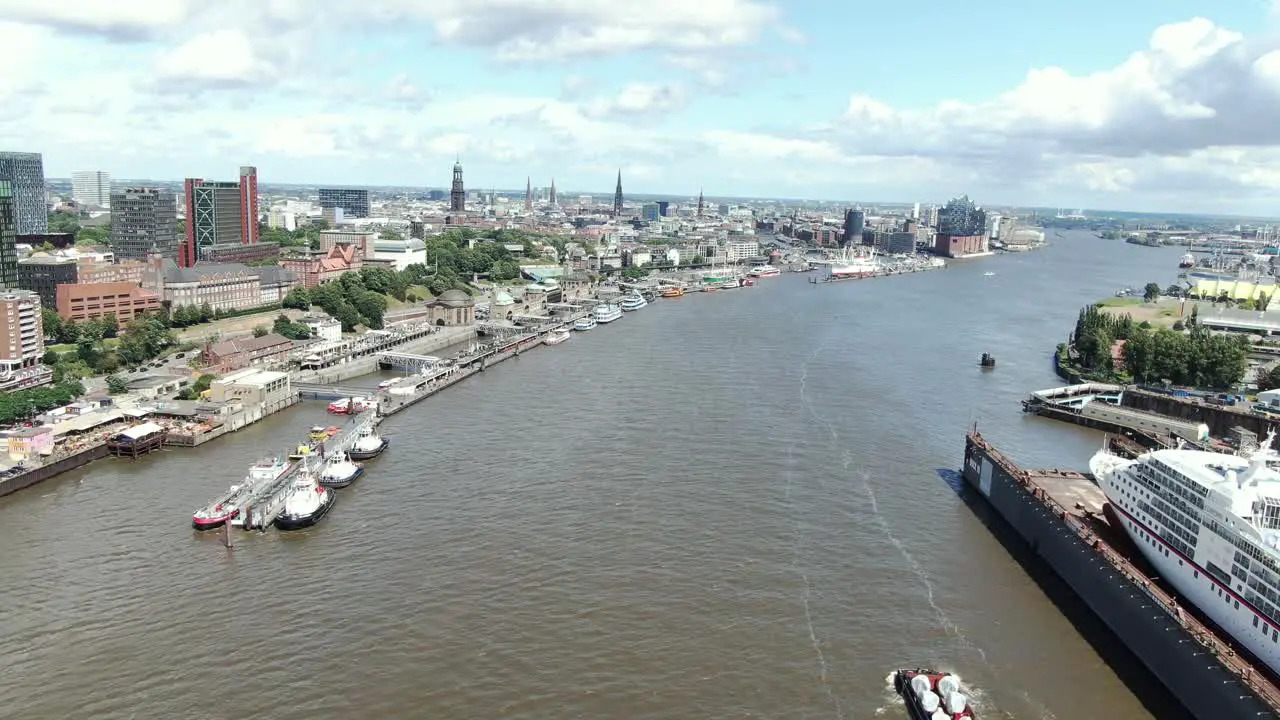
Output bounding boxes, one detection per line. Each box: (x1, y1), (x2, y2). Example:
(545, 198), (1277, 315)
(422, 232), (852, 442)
(377, 351), (443, 372)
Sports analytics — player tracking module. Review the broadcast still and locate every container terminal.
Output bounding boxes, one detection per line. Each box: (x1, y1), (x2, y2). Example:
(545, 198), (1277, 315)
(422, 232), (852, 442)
(962, 428), (1280, 719)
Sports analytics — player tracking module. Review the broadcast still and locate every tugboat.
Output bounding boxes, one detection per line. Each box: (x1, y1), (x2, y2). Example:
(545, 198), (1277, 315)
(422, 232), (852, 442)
(979, 352), (996, 369)
(892, 669), (976, 720)
(318, 452), (364, 488)
(346, 425), (390, 460)
(274, 465), (336, 530)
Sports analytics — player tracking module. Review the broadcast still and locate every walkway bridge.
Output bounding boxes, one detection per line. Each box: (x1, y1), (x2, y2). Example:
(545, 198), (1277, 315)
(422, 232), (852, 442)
(377, 351), (443, 372)
(294, 382), (378, 400)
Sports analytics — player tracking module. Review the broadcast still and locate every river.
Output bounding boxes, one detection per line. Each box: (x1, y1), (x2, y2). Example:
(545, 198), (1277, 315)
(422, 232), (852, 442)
(0, 231), (1188, 719)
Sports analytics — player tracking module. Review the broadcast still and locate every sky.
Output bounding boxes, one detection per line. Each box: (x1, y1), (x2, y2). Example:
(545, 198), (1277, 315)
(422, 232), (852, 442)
(5, 0), (1280, 214)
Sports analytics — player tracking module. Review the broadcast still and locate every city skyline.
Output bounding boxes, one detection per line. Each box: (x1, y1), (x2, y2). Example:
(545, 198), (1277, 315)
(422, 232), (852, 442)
(3, 2), (1280, 214)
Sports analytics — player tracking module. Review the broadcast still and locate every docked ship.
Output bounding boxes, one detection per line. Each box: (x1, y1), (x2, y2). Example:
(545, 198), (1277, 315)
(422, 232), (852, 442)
(661, 286), (685, 298)
(192, 458), (294, 530)
(893, 669), (976, 720)
(747, 265), (781, 278)
(327, 397), (376, 415)
(346, 425), (389, 460)
(1179, 253), (1196, 269)
(594, 303), (623, 323)
(573, 315), (597, 331)
(828, 248), (880, 279)
(274, 465), (336, 530)
(620, 293), (648, 311)
(1090, 431), (1280, 677)
(318, 452), (364, 489)
(544, 327), (571, 345)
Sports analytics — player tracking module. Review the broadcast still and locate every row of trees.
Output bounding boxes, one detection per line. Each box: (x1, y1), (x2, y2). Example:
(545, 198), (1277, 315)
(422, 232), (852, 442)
(42, 309), (119, 345)
(43, 314), (177, 381)
(258, 314), (313, 341)
(0, 380), (86, 425)
(1071, 303), (1247, 389)
(284, 271), (388, 331)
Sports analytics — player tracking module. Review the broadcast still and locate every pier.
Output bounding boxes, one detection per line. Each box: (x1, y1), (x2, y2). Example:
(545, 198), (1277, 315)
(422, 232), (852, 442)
(376, 351), (443, 372)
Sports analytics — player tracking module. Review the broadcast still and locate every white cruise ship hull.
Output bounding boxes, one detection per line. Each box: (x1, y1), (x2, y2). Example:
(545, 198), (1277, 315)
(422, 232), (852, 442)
(1093, 454), (1280, 676)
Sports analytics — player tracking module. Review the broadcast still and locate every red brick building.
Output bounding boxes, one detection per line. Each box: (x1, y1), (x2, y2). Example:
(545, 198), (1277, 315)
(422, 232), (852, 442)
(56, 282), (162, 324)
(279, 244), (362, 289)
(932, 233), (986, 258)
(202, 333), (294, 373)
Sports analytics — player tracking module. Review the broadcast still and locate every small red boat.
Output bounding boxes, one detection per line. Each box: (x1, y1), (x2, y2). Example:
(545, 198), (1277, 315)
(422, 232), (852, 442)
(893, 668), (976, 720)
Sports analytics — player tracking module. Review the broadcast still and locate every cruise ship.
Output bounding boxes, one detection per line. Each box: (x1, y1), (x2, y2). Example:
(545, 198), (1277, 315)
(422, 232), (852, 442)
(1090, 432), (1280, 676)
(594, 303), (623, 323)
(620, 293), (648, 311)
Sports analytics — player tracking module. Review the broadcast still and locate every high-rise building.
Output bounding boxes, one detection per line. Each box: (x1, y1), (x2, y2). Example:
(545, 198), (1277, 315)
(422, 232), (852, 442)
(450, 161), (466, 213)
(0, 289), (48, 391)
(318, 188), (370, 218)
(842, 209), (865, 248)
(111, 187), (178, 261)
(72, 171), (112, 208)
(641, 203), (660, 221)
(0, 152), (47, 234)
(0, 180), (15, 288)
(240, 166), (259, 246)
(182, 179), (242, 267)
(613, 170), (623, 217)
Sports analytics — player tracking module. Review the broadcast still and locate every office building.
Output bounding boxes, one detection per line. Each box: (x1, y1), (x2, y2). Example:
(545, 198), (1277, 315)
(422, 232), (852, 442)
(71, 171), (112, 208)
(240, 166), (259, 246)
(318, 188), (370, 218)
(0, 152), (46, 234)
(725, 239), (760, 262)
(182, 179), (241, 266)
(111, 187), (178, 261)
(0, 181), (15, 288)
(641, 203), (660, 221)
(842, 209), (865, 248)
(0, 289), (50, 391)
(56, 282), (161, 324)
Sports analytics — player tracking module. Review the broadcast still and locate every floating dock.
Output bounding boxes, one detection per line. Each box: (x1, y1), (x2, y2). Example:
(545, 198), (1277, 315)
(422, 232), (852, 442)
(962, 429), (1280, 719)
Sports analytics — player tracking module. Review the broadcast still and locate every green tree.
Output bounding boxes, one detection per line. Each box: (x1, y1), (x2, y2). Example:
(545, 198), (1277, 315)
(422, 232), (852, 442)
(282, 286), (311, 310)
(47, 211), (81, 234)
(106, 375), (129, 395)
(42, 349), (60, 366)
(198, 302), (214, 323)
(252, 324), (269, 337)
(1143, 282), (1161, 302)
(691, 255), (705, 265)
(100, 313), (119, 338)
(41, 307), (62, 341)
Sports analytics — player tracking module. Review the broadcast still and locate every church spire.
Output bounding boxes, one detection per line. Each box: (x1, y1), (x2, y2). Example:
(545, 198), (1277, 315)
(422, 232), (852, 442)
(549, 177), (557, 205)
(613, 169), (623, 217)
(524, 176), (532, 211)
(697, 187), (704, 218)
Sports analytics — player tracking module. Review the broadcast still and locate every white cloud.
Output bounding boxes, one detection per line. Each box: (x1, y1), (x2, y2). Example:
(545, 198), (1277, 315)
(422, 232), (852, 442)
(156, 29), (271, 86)
(0, 0), (190, 40)
(586, 83), (687, 119)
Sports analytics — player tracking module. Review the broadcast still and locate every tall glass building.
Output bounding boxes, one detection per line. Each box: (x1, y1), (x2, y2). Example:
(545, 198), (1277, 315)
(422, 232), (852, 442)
(318, 188), (370, 218)
(0, 181), (16, 288)
(0, 152), (47, 234)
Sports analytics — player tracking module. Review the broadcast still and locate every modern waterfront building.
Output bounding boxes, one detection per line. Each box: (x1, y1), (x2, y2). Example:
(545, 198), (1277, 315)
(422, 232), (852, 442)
(843, 209), (865, 248)
(933, 195), (989, 258)
(180, 166), (260, 267)
(725, 239), (760, 263)
(0, 152), (46, 234)
(110, 187), (178, 261)
(0, 180), (16, 288)
(0, 289), (50, 391)
(71, 171), (112, 208)
(318, 188), (370, 218)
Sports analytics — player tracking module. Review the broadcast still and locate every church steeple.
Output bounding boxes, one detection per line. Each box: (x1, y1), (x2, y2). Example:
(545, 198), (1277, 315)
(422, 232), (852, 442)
(524, 176), (532, 211)
(613, 169), (623, 217)
(450, 158), (465, 212)
(697, 187), (704, 218)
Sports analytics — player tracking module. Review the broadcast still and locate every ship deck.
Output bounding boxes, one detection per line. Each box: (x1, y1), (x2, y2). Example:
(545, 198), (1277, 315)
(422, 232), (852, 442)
(969, 431), (1280, 712)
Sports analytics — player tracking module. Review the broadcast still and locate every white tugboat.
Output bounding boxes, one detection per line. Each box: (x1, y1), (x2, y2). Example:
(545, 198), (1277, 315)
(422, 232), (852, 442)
(274, 465), (336, 530)
(318, 452), (364, 489)
(346, 425), (389, 461)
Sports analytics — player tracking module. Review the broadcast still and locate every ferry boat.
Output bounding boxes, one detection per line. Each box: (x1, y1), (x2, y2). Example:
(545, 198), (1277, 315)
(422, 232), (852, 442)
(1179, 253), (1196, 269)
(346, 425), (389, 460)
(620, 294), (648, 311)
(274, 465), (336, 530)
(594, 303), (623, 323)
(318, 453), (364, 489)
(661, 286), (685, 298)
(544, 327), (571, 345)
(747, 265), (781, 278)
(1090, 430), (1280, 677)
(192, 458), (294, 530)
(327, 397), (376, 415)
(892, 669), (976, 720)
(573, 315), (597, 331)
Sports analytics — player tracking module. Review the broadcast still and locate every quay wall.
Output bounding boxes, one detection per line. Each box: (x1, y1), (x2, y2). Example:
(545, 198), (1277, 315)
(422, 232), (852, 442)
(1121, 389), (1277, 439)
(296, 327), (478, 385)
(0, 444), (109, 498)
(962, 433), (1277, 720)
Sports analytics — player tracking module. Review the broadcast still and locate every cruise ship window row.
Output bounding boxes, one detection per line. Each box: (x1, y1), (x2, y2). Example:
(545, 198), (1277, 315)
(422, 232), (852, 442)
(1138, 501), (1197, 550)
(1137, 464), (1208, 510)
(1228, 532), (1280, 580)
(1147, 496), (1198, 546)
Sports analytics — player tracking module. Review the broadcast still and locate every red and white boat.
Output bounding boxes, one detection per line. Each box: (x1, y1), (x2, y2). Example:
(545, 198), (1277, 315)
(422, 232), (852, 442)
(191, 458), (295, 530)
(892, 668), (977, 720)
(327, 396), (377, 414)
(747, 265), (781, 278)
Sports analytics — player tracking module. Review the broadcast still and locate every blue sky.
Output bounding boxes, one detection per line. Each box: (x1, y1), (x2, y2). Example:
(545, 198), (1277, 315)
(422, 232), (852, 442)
(3, 0), (1280, 214)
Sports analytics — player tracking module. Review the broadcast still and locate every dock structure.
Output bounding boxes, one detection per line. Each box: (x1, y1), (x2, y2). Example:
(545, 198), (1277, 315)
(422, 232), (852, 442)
(106, 422), (167, 458)
(963, 429), (1280, 719)
(293, 383), (377, 401)
(376, 351), (443, 373)
(1024, 384), (1209, 445)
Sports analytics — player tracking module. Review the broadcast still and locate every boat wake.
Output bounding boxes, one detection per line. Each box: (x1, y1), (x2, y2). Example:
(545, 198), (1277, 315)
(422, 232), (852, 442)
(786, 341), (844, 720)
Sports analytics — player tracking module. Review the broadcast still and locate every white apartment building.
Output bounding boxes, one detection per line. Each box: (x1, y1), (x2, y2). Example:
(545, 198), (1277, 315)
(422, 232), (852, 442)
(71, 171), (111, 208)
(725, 240), (760, 263)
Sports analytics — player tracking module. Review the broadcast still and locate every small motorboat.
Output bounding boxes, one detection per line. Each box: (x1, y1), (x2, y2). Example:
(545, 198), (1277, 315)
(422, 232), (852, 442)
(980, 352), (996, 369)
(318, 453), (364, 489)
(544, 328), (571, 345)
(892, 668), (976, 720)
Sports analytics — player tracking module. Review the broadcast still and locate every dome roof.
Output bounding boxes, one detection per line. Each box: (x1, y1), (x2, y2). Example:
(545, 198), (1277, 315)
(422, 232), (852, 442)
(493, 290), (516, 306)
(436, 289), (475, 307)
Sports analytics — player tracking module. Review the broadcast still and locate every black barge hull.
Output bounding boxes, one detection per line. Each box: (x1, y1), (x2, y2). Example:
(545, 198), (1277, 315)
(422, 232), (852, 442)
(962, 432), (1277, 719)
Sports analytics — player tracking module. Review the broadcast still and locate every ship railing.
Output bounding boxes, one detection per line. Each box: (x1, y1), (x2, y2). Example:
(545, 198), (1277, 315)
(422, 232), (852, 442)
(968, 430), (1280, 710)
